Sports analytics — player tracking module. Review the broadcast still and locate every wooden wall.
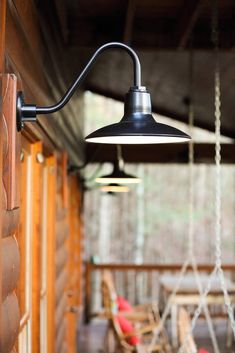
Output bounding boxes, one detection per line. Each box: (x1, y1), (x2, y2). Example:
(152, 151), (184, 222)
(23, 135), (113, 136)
(0, 1), (84, 352)
(1, 74), (21, 353)
(1, 102), (84, 353)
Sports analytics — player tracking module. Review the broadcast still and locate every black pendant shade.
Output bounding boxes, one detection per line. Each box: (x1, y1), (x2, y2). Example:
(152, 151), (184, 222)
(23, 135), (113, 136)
(95, 159), (141, 184)
(101, 183), (130, 193)
(86, 87), (190, 144)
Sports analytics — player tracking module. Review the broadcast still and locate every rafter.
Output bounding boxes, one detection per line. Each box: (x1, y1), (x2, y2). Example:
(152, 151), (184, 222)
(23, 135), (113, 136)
(123, 0), (136, 44)
(176, 0), (206, 49)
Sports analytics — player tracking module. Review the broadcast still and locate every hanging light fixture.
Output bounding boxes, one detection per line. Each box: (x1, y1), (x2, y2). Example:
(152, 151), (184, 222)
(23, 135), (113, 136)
(95, 145), (141, 184)
(86, 86), (190, 144)
(16, 42), (190, 144)
(100, 183), (130, 193)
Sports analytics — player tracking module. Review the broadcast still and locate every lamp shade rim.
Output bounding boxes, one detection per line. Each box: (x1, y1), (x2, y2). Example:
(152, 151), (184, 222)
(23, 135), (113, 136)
(85, 120), (190, 144)
(95, 169), (141, 184)
(101, 183), (130, 193)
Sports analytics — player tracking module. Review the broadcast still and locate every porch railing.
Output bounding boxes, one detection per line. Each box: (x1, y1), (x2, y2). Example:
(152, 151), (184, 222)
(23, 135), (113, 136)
(84, 262), (235, 322)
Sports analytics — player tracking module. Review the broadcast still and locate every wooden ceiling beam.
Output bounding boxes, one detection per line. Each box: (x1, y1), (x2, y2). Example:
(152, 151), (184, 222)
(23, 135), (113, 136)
(123, 0), (136, 44)
(176, 0), (206, 49)
(86, 143), (235, 164)
(54, 0), (69, 44)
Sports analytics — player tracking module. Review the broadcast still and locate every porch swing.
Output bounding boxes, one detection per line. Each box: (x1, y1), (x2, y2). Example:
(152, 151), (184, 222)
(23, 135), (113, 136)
(100, 2), (235, 352)
(147, 2), (235, 353)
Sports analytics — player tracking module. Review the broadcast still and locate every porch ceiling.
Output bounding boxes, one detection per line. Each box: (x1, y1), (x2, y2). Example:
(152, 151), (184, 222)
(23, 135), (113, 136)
(38, 0), (235, 164)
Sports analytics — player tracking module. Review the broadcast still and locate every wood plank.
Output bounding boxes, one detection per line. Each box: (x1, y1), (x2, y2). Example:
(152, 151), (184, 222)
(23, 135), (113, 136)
(55, 269), (68, 304)
(56, 247), (68, 276)
(61, 153), (68, 209)
(55, 293), (67, 328)
(56, 223), (69, 248)
(31, 141), (43, 353)
(67, 175), (82, 353)
(0, 0), (6, 72)
(123, 0), (136, 45)
(5, 1), (49, 99)
(45, 155), (57, 353)
(2, 208), (20, 238)
(88, 263), (235, 272)
(2, 74), (21, 210)
(1, 8), (21, 350)
(0, 0), (6, 340)
(16, 141), (28, 322)
(2, 236), (20, 301)
(5, 1), (84, 166)
(11, 0), (41, 56)
(0, 293), (20, 353)
(55, 159), (70, 352)
(55, 319), (67, 353)
(176, 0), (206, 49)
(54, 0), (69, 44)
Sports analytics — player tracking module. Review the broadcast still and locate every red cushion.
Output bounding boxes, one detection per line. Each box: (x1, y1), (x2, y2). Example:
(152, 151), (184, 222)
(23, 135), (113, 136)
(198, 349), (210, 353)
(116, 315), (140, 346)
(117, 296), (133, 312)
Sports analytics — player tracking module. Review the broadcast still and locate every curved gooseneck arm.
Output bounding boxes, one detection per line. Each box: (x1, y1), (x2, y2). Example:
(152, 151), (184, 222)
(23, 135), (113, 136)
(36, 42), (141, 115)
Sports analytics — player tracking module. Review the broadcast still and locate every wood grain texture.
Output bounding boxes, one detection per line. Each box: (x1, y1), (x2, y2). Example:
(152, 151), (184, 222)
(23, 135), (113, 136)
(2, 74), (21, 210)
(67, 175), (83, 352)
(55, 157), (70, 353)
(55, 222), (69, 248)
(55, 269), (68, 305)
(2, 236), (20, 301)
(45, 155), (57, 353)
(61, 153), (68, 209)
(0, 293), (20, 353)
(55, 320), (67, 353)
(1, 70), (20, 353)
(55, 247), (68, 276)
(31, 141), (43, 353)
(2, 208), (20, 238)
(0, 0), (6, 72)
(5, 0), (84, 165)
(0, 0), (5, 339)
(55, 293), (67, 328)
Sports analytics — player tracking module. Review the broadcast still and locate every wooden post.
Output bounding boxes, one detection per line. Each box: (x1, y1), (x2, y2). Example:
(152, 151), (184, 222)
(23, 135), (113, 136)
(31, 141), (43, 353)
(85, 262), (92, 323)
(46, 155), (56, 353)
(0, 1), (6, 341)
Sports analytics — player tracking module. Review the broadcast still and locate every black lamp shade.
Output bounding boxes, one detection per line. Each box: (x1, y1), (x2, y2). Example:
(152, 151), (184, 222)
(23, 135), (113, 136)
(86, 87), (190, 144)
(101, 183), (129, 193)
(95, 160), (141, 184)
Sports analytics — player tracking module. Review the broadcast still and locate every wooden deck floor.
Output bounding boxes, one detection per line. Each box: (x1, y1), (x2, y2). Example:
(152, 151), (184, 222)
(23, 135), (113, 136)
(77, 318), (235, 353)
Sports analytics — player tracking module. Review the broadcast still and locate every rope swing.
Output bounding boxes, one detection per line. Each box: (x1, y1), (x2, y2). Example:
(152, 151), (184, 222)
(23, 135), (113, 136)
(146, 2), (235, 352)
(147, 47), (219, 353)
(178, 0), (235, 351)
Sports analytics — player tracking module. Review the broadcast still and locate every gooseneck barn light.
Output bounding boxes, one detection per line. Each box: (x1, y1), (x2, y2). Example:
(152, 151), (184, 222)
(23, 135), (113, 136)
(101, 183), (130, 193)
(96, 160), (140, 184)
(95, 145), (141, 184)
(17, 42), (190, 144)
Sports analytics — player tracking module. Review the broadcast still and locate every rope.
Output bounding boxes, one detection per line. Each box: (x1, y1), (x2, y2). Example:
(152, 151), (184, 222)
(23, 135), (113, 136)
(146, 3), (235, 352)
(147, 48), (219, 352)
(176, 48), (220, 351)
(177, 2), (235, 351)
(212, 0), (235, 336)
(213, 34), (235, 336)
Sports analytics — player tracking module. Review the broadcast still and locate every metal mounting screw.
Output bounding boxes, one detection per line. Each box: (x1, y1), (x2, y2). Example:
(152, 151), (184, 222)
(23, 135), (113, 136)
(36, 152), (44, 164)
(20, 151), (24, 162)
